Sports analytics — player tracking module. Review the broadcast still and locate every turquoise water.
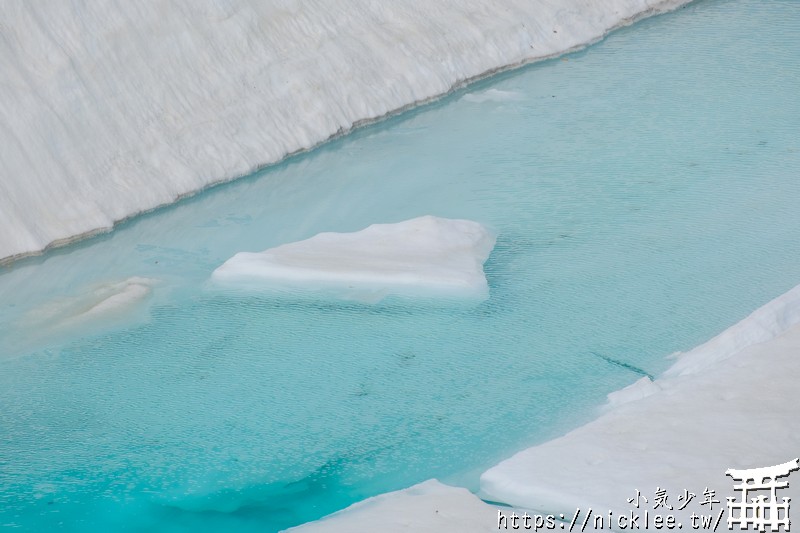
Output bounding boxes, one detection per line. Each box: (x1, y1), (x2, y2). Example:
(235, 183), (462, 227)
(1, 0), (799, 530)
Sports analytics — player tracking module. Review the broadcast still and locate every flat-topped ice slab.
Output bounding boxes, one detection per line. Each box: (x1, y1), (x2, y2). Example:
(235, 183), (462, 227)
(212, 216), (496, 302)
(283, 479), (497, 533)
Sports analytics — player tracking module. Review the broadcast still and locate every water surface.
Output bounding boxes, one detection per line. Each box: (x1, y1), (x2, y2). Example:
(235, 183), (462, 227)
(1, 0), (799, 530)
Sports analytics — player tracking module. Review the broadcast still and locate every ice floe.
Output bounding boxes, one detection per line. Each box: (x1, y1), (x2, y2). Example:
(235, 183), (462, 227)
(212, 216), (496, 302)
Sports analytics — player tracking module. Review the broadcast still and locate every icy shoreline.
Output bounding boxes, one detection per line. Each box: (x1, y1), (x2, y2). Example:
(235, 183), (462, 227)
(1, 0), (690, 265)
(294, 283), (800, 531)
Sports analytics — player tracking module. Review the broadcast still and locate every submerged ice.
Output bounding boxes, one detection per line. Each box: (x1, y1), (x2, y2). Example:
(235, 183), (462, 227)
(212, 216), (496, 301)
(4, 277), (158, 356)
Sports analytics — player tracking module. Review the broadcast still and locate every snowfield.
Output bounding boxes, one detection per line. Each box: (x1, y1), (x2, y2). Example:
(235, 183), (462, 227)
(1, 0), (688, 264)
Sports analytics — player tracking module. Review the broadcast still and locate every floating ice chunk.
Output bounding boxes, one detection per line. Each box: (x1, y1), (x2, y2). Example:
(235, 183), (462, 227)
(284, 479), (497, 533)
(212, 216), (496, 302)
(462, 89), (524, 103)
(6, 277), (159, 355)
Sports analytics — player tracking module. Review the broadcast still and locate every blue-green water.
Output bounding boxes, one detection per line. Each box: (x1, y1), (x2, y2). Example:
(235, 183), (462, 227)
(1, 0), (799, 530)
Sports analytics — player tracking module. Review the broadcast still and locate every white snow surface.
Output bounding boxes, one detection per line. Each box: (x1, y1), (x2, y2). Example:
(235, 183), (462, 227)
(284, 480), (498, 533)
(211, 216), (496, 301)
(1, 0), (688, 263)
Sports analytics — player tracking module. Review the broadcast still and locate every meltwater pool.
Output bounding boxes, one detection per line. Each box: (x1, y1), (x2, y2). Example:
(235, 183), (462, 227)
(1, 0), (799, 531)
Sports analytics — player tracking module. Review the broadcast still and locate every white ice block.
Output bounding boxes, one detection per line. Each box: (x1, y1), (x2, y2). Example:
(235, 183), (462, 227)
(212, 216), (496, 302)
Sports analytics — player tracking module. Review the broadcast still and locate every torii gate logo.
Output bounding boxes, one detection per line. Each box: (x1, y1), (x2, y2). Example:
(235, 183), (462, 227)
(726, 459), (800, 532)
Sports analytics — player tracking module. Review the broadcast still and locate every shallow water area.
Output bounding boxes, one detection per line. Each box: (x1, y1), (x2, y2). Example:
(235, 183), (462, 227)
(1, 0), (799, 531)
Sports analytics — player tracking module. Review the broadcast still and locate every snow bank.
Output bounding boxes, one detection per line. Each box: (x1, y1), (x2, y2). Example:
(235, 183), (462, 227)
(0, 0), (689, 264)
(480, 284), (800, 524)
(211, 216), (495, 302)
(284, 480), (498, 533)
